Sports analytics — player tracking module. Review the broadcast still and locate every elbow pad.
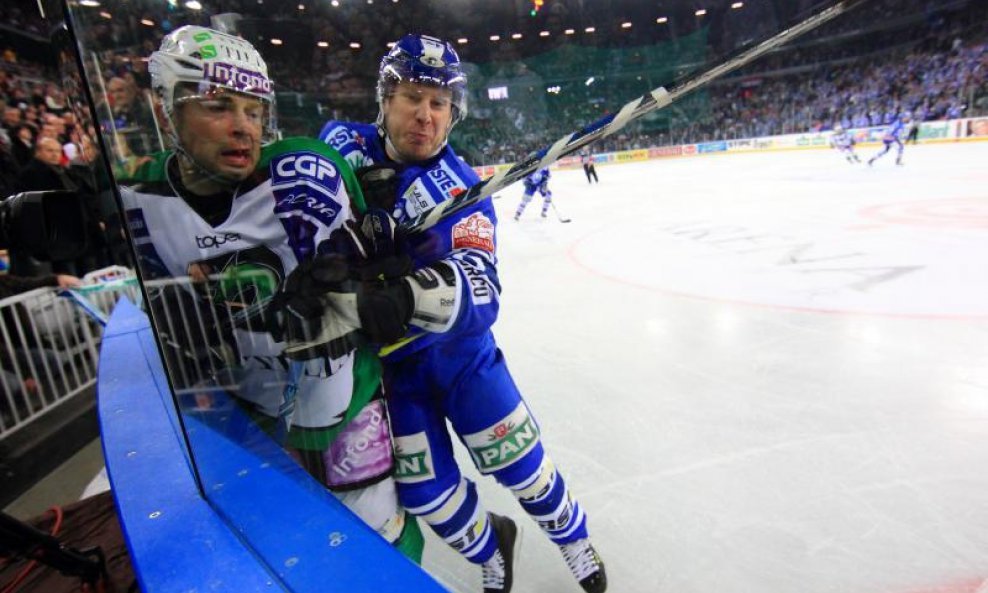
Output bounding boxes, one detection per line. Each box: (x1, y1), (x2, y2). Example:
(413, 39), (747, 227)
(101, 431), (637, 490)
(405, 261), (461, 333)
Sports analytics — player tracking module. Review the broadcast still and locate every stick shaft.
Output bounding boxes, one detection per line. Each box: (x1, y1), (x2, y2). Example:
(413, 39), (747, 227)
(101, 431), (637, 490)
(399, 0), (869, 236)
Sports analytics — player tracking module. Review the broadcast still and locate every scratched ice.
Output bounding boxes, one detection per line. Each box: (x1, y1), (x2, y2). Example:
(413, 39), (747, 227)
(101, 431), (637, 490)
(419, 142), (988, 593)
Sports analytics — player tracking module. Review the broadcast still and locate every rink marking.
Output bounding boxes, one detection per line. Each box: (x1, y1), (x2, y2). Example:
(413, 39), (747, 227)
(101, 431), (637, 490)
(892, 577), (988, 593)
(859, 198), (988, 230)
(565, 229), (988, 321)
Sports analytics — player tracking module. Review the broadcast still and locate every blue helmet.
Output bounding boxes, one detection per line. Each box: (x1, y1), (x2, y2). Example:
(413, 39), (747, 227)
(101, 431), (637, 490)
(377, 34), (468, 125)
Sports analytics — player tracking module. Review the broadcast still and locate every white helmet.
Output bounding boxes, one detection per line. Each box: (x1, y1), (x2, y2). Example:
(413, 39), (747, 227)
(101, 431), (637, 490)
(149, 25), (277, 144)
(834, 123), (844, 132)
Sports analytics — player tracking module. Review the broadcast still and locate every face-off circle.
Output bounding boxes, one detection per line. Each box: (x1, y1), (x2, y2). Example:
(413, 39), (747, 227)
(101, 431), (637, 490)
(859, 198), (988, 230)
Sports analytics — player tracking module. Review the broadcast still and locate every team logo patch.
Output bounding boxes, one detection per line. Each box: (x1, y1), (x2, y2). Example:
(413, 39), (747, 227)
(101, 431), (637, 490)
(393, 432), (435, 484)
(452, 212), (495, 253)
(325, 125), (360, 151)
(419, 55), (445, 67)
(272, 152), (342, 192)
(271, 152), (344, 226)
(463, 403), (540, 473)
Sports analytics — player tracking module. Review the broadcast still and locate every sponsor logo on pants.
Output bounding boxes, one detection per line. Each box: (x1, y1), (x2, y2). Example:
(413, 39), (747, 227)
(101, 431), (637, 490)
(464, 403), (540, 473)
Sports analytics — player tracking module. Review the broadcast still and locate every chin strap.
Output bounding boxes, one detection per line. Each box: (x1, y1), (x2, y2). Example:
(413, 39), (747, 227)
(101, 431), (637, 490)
(170, 142), (247, 194)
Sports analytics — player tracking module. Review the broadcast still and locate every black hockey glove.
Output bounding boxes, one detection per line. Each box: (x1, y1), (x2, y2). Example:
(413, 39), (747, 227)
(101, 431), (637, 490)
(268, 258), (414, 354)
(325, 208), (412, 282)
(355, 164), (401, 212)
(356, 279), (415, 344)
(269, 210), (415, 357)
(267, 255), (365, 360)
(354, 262), (463, 344)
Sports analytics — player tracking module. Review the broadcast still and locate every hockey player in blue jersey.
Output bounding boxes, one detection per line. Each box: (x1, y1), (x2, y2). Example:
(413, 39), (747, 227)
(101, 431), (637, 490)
(513, 167), (553, 220)
(291, 34), (606, 593)
(830, 124), (861, 164)
(868, 112), (910, 167)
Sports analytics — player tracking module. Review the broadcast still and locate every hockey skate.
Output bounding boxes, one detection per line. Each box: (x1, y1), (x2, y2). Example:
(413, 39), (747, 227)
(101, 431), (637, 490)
(560, 538), (607, 593)
(483, 514), (519, 593)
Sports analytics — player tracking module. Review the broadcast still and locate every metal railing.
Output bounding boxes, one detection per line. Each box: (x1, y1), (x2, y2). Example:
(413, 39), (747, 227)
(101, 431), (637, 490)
(0, 267), (140, 439)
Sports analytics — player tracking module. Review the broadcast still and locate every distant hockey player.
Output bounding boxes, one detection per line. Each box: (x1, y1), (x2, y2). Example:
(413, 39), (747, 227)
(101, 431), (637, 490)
(830, 124), (861, 164)
(310, 33), (607, 593)
(580, 147), (598, 183)
(118, 26), (423, 560)
(868, 112), (909, 167)
(513, 167), (552, 220)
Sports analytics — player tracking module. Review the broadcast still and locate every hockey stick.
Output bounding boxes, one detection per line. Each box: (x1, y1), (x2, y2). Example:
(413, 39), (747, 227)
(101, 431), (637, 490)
(399, 0), (870, 236)
(550, 202), (571, 224)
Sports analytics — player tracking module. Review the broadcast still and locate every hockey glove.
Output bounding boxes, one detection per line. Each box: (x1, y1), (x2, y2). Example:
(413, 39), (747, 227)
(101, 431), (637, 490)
(270, 259), (462, 354)
(355, 278), (414, 344)
(354, 260), (463, 343)
(324, 208), (412, 282)
(355, 164), (402, 212)
(268, 255), (365, 360)
(269, 262), (411, 352)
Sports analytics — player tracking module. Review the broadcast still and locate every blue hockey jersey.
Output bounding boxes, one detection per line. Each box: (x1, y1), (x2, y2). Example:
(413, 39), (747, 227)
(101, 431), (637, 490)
(524, 168), (550, 192)
(318, 121), (501, 361)
(883, 119), (907, 143)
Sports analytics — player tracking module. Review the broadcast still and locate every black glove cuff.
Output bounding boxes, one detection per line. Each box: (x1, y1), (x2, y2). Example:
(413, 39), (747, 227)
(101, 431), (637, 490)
(357, 280), (414, 344)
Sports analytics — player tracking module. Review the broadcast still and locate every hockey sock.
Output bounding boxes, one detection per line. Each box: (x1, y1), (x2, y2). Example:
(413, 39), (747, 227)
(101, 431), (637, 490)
(508, 458), (589, 544)
(409, 478), (500, 563)
(515, 193), (533, 220)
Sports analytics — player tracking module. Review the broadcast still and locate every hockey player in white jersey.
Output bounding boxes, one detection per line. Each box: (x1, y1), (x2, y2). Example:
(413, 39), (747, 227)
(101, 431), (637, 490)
(829, 123), (861, 164)
(513, 167), (553, 220)
(117, 26), (423, 561)
(306, 34), (607, 593)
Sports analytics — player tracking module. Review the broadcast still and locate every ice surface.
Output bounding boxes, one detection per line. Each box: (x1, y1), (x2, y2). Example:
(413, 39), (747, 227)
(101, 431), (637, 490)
(420, 142), (988, 593)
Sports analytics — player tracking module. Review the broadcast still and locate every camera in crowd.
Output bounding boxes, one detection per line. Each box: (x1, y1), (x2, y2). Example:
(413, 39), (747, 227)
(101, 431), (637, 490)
(0, 191), (89, 261)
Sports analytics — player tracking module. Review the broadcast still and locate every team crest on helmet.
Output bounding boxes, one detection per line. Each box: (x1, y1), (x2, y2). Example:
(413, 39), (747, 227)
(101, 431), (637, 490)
(420, 55), (445, 67)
